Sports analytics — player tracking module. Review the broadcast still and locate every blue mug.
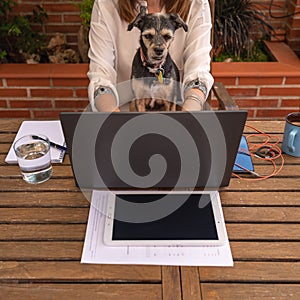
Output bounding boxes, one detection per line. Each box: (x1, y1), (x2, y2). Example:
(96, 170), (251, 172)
(282, 112), (300, 157)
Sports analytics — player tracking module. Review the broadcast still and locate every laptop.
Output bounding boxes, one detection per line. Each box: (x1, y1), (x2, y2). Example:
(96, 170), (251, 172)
(60, 110), (247, 246)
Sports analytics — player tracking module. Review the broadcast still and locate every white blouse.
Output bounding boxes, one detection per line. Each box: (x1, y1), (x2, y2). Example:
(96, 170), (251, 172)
(88, 0), (214, 111)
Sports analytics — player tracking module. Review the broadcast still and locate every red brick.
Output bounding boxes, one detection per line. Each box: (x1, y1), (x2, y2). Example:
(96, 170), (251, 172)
(256, 109), (296, 118)
(246, 110), (255, 118)
(239, 77), (283, 85)
(52, 78), (89, 87)
(214, 77), (236, 85)
(46, 15), (63, 23)
(285, 77), (300, 84)
(288, 29), (300, 39)
(0, 89), (27, 97)
(30, 89), (73, 98)
(281, 99), (300, 107)
(236, 99), (279, 108)
(10, 100), (53, 109)
(43, 4), (80, 13)
(228, 88), (257, 97)
(75, 89), (88, 97)
(0, 110), (30, 118)
(64, 15), (82, 23)
(260, 87), (300, 96)
(55, 100), (88, 109)
(45, 25), (80, 34)
(6, 79), (50, 87)
(0, 100), (7, 108)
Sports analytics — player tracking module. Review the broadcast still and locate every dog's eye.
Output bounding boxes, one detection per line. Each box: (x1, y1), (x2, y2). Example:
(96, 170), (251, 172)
(143, 34), (153, 40)
(163, 34), (172, 41)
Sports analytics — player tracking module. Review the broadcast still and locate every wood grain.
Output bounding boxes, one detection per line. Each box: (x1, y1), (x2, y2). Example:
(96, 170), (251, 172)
(0, 283), (162, 300)
(201, 284), (300, 300)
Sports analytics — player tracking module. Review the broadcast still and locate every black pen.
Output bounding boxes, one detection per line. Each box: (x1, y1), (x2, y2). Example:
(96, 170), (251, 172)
(32, 135), (67, 151)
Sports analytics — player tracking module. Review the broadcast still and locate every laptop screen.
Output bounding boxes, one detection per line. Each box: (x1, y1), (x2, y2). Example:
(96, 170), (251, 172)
(60, 111), (247, 189)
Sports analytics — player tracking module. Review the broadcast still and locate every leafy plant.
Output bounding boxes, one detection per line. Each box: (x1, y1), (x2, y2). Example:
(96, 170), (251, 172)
(78, 0), (94, 27)
(213, 0), (274, 60)
(0, 0), (48, 63)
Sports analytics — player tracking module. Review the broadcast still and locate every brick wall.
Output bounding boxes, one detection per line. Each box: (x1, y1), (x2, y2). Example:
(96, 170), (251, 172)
(12, 0), (82, 50)
(0, 64), (89, 119)
(286, 0), (300, 55)
(11, 0), (300, 55)
(0, 44), (299, 120)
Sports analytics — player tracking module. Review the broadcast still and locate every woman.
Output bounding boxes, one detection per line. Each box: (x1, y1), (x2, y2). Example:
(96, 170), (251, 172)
(88, 0), (213, 112)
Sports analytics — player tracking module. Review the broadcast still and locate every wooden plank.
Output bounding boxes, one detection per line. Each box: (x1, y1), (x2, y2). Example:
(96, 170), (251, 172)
(0, 242), (83, 260)
(223, 207), (300, 223)
(0, 192), (88, 207)
(0, 261), (161, 282)
(0, 143), (13, 154)
(227, 178), (300, 191)
(1, 223), (299, 242)
(1, 164), (298, 179)
(0, 224), (86, 240)
(0, 178), (79, 191)
(199, 261), (300, 283)
(226, 224), (300, 241)
(245, 121), (285, 133)
(0, 283), (162, 300)
(1, 177), (299, 192)
(0, 133), (15, 143)
(2, 206), (299, 224)
(236, 165), (299, 177)
(220, 191), (300, 206)
(201, 283), (300, 300)
(162, 266), (181, 300)
(181, 266), (202, 300)
(0, 207), (89, 223)
(0, 119), (23, 132)
(231, 242), (300, 261)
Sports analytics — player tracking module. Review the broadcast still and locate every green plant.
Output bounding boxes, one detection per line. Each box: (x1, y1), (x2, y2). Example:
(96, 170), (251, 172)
(0, 0), (48, 63)
(78, 0), (94, 27)
(214, 0), (274, 60)
(213, 40), (270, 62)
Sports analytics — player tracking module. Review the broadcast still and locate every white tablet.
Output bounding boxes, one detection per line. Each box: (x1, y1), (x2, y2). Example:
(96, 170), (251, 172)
(103, 190), (227, 247)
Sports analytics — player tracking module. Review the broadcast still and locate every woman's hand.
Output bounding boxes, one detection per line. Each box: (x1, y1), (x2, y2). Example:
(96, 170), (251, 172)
(95, 94), (120, 112)
(182, 88), (205, 111)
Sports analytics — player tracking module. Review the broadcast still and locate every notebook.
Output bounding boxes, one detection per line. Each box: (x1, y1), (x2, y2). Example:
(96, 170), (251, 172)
(5, 120), (66, 164)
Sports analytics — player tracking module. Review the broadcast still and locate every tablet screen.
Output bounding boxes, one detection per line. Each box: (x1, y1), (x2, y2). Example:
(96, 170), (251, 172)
(111, 193), (218, 241)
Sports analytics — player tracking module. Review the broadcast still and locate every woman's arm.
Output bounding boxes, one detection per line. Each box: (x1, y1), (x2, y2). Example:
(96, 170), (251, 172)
(182, 0), (214, 110)
(87, 0), (119, 112)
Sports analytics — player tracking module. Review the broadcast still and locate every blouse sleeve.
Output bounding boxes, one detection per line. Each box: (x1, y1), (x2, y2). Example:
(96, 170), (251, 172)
(182, 0), (214, 99)
(87, 0), (119, 111)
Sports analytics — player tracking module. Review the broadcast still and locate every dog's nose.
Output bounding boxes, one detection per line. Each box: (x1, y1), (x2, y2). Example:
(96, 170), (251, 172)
(154, 47), (164, 56)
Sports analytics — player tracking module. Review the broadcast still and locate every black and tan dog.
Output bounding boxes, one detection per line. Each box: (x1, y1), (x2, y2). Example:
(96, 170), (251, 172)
(128, 10), (188, 111)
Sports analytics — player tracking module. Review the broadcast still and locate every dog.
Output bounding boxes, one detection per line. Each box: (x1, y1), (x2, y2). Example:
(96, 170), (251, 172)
(128, 11), (188, 111)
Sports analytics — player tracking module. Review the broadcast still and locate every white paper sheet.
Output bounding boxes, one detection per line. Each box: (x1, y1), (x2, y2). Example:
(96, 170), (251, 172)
(5, 120), (66, 164)
(81, 190), (234, 266)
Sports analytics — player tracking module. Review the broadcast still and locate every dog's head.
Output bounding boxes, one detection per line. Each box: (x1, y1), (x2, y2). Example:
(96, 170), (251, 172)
(128, 12), (188, 65)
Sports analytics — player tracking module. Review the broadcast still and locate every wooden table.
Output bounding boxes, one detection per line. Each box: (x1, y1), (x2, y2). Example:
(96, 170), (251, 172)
(0, 119), (299, 299)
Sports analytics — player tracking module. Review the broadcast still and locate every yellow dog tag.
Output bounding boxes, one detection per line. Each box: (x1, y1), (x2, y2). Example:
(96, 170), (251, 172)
(157, 70), (164, 84)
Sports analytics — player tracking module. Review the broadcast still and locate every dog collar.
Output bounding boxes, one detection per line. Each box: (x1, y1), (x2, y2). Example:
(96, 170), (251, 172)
(139, 47), (165, 83)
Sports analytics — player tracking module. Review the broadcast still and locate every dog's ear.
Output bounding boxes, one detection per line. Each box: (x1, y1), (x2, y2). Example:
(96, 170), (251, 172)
(128, 12), (145, 31)
(169, 14), (188, 32)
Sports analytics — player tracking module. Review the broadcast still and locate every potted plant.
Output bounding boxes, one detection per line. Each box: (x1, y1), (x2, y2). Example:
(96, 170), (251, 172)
(213, 0), (274, 61)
